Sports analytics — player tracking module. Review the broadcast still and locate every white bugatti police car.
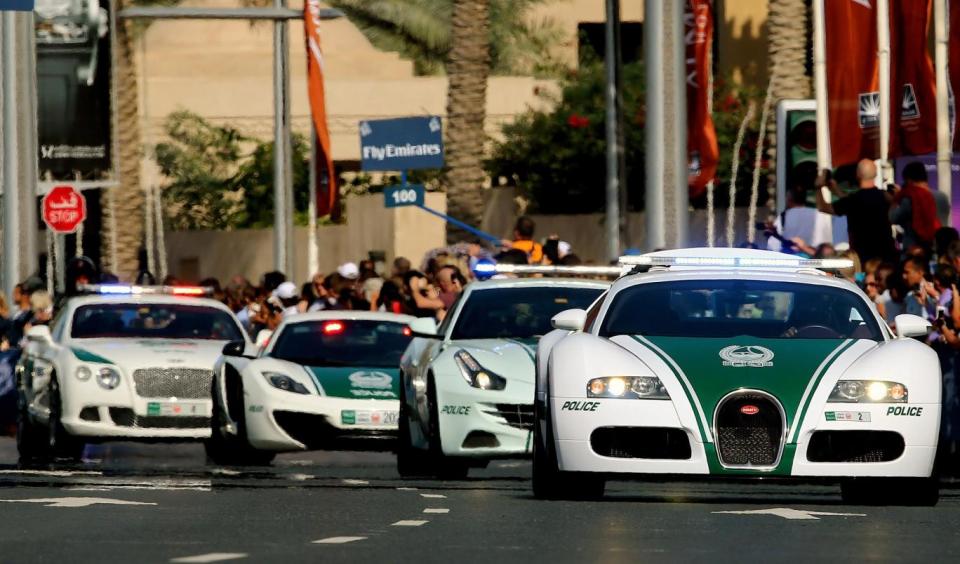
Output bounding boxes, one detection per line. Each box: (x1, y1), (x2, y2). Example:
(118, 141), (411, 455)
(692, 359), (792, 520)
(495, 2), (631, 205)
(207, 311), (415, 465)
(16, 285), (248, 461)
(535, 249), (942, 505)
(398, 277), (608, 478)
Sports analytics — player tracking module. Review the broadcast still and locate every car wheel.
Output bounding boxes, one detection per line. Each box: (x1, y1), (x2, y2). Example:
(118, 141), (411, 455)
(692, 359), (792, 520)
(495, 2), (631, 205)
(532, 388), (604, 500)
(426, 375), (469, 480)
(841, 477), (939, 506)
(16, 389), (50, 463)
(396, 375), (430, 477)
(47, 376), (84, 462)
(205, 376), (275, 466)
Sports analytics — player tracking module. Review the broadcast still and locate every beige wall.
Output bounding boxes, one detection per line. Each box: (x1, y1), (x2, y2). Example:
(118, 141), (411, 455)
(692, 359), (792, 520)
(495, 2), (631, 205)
(165, 192), (447, 284)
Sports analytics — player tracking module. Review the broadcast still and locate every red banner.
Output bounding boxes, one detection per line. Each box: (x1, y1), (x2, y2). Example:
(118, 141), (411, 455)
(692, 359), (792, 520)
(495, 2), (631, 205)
(305, 0), (337, 217)
(951, 0), (960, 151)
(888, 0), (937, 157)
(685, 0), (718, 199)
(825, 0), (880, 167)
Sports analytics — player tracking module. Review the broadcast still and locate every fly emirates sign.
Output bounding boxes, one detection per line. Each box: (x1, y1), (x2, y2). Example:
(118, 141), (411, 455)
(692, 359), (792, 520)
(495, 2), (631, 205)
(359, 116), (444, 171)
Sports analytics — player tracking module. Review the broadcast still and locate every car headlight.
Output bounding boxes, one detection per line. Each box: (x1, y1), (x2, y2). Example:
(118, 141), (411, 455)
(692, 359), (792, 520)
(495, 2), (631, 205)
(829, 380), (908, 403)
(454, 350), (506, 390)
(75, 366), (92, 381)
(587, 376), (670, 400)
(96, 367), (121, 390)
(264, 372), (310, 395)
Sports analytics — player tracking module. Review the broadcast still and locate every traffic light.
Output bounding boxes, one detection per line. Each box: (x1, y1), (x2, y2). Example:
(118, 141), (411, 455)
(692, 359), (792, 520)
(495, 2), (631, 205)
(775, 100), (818, 210)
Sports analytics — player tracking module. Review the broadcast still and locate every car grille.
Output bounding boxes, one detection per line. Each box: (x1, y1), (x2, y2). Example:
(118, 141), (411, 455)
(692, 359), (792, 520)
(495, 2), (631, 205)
(714, 392), (784, 467)
(591, 427), (691, 459)
(806, 431), (905, 463)
(109, 407), (208, 429)
(132, 368), (213, 399)
(481, 403), (535, 430)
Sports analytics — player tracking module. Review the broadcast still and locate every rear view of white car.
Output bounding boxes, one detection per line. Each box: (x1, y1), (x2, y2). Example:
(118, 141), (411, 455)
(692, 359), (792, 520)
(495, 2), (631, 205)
(16, 285), (248, 461)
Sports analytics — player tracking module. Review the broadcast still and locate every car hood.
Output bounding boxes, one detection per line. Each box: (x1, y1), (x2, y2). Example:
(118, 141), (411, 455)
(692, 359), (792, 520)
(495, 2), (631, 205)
(449, 337), (539, 385)
(70, 339), (228, 370)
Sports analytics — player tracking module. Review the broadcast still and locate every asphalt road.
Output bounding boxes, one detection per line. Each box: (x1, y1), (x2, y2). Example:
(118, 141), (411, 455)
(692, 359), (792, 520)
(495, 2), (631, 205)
(1, 438), (959, 563)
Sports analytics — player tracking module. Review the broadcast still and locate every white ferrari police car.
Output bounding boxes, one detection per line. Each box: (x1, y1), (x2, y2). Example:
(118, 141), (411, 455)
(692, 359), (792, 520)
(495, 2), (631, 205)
(207, 311), (415, 465)
(398, 276), (608, 478)
(16, 285), (248, 461)
(535, 248), (941, 505)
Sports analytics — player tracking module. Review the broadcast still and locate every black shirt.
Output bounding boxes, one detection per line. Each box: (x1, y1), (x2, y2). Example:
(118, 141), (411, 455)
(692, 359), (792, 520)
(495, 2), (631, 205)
(832, 188), (896, 263)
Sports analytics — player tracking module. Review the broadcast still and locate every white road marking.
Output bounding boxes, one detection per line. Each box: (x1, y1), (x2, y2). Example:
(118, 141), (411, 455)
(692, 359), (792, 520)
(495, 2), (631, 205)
(423, 508), (449, 514)
(209, 468), (241, 476)
(0, 497), (156, 508)
(419, 493), (446, 498)
(392, 520), (428, 527)
(342, 479), (369, 485)
(713, 508), (866, 521)
(169, 553), (247, 563)
(396, 487), (418, 491)
(0, 469), (102, 477)
(312, 536), (367, 544)
(289, 474), (314, 481)
(494, 462), (525, 469)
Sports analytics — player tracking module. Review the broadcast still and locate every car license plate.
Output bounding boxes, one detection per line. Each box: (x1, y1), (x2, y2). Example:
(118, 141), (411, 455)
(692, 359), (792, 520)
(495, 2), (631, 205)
(147, 401), (210, 417)
(824, 411), (870, 422)
(341, 410), (399, 426)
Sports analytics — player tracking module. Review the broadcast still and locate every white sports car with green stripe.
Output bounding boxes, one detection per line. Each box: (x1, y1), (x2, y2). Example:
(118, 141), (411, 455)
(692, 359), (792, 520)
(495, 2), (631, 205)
(535, 248), (942, 505)
(208, 311), (415, 465)
(397, 277), (608, 478)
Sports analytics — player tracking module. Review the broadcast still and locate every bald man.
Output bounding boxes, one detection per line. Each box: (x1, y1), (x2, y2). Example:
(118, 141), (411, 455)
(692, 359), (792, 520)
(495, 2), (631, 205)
(816, 159), (896, 263)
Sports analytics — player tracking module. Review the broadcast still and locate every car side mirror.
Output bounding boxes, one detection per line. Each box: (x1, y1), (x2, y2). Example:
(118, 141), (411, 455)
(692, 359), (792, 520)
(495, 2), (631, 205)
(26, 325), (52, 343)
(409, 317), (440, 339)
(895, 314), (931, 339)
(552, 309), (587, 332)
(222, 340), (253, 358)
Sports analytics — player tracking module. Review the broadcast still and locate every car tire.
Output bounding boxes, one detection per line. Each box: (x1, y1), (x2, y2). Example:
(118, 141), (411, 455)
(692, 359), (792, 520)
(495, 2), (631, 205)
(396, 376), (430, 477)
(426, 375), (469, 480)
(47, 376), (84, 462)
(16, 389), (50, 463)
(205, 376), (275, 467)
(840, 477), (939, 506)
(532, 387), (604, 500)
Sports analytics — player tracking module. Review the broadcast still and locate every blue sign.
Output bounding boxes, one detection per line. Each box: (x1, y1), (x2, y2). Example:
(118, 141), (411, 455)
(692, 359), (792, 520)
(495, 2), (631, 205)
(360, 116), (444, 172)
(384, 184), (425, 208)
(0, 0), (34, 10)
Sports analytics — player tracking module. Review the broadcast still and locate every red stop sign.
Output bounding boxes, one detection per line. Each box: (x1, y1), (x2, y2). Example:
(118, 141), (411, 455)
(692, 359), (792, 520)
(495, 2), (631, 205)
(42, 185), (87, 234)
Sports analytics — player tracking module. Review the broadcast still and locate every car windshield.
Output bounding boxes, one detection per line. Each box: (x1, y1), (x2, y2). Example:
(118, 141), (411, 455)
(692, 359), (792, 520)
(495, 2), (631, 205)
(599, 279), (883, 341)
(71, 303), (244, 341)
(270, 319), (413, 367)
(451, 286), (604, 340)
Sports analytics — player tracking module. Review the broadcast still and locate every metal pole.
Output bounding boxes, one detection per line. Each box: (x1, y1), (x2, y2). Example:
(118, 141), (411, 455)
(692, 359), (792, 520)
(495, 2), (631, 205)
(2, 12), (21, 300)
(644, 0), (665, 251)
(672, 0), (688, 247)
(604, 0), (621, 261)
(876, 0), (891, 184)
(934, 0), (952, 216)
(812, 0), (832, 169)
(308, 127), (319, 277)
(20, 11), (38, 274)
(273, 0), (290, 275)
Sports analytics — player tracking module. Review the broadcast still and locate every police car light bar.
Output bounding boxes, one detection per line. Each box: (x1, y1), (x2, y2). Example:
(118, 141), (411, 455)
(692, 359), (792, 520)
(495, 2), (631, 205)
(492, 264), (622, 277)
(617, 256), (854, 270)
(78, 284), (214, 296)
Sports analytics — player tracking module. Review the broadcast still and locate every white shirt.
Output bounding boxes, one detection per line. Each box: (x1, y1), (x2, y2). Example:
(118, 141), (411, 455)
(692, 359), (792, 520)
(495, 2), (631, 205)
(767, 207), (834, 252)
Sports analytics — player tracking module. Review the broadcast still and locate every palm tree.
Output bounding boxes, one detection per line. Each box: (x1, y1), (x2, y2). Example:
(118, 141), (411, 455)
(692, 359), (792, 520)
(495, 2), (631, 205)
(442, 0), (491, 240)
(103, 0), (146, 280)
(766, 0), (811, 101)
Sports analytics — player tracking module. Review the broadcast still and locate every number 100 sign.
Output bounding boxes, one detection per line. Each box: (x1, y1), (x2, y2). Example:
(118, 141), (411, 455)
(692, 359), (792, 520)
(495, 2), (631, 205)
(384, 184), (425, 208)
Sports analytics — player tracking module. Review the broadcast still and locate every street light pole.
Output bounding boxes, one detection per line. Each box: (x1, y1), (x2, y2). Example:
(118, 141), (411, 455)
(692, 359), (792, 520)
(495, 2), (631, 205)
(273, 0), (294, 276)
(644, 0), (665, 251)
(604, 0), (621, 262)
(2, 12), (21, 300)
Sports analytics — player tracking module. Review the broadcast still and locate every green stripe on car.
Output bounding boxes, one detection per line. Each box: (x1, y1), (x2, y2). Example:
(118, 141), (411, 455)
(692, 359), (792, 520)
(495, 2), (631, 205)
(71, 347), (114, 364)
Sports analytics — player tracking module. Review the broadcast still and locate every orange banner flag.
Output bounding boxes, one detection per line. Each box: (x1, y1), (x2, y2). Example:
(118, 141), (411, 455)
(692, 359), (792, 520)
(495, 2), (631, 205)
(305, 0), (337, 217)
(685, 0), (718, 199)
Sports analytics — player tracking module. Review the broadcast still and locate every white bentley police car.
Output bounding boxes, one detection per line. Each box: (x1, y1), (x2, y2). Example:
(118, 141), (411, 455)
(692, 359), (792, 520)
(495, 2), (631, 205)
(16, 285), (248, 461)
(398, 276), (608, 478)
(535, 249), (941, 505)
(207, 311), (415, 465)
